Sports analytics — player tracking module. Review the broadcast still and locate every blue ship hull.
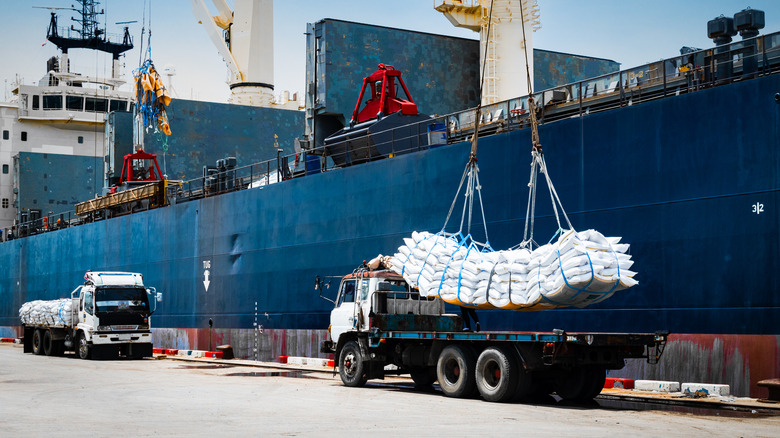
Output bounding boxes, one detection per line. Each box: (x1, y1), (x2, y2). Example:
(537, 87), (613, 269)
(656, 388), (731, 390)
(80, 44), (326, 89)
(1, 69), (778, 397)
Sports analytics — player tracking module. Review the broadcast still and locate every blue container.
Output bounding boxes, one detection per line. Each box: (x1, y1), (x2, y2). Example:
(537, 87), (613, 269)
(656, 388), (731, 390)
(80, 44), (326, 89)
(427, 123), (447, 148)
(305, 153), (321, 175)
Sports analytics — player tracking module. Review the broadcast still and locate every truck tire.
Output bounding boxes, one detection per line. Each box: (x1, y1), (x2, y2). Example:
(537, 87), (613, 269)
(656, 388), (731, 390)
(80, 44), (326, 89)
(475, 346), (521, 403)
(578, 366), (606, 401)
(76, 332), (91, 360)
(554, 367), (587, 401)
(32, 329), (44, 355)
(43, 330), (55, 356)
(436, 344), (477, 398)
(409, 367), (437, 387)
(338, 341), (368, 387)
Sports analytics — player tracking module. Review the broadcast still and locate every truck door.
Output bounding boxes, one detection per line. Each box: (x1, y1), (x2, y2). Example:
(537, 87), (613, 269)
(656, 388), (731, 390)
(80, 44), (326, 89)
(79, 288), (98, 332)
(357, 278), (372, 330)
(330, 279), (357, 342)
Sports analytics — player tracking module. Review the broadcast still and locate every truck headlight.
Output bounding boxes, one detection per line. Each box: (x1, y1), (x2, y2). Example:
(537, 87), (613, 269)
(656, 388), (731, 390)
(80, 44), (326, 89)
(97, 325), (111, 332)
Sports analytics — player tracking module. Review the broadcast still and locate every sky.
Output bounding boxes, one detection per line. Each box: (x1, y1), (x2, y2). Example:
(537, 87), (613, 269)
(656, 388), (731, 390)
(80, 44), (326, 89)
(2, 0), (780, 103)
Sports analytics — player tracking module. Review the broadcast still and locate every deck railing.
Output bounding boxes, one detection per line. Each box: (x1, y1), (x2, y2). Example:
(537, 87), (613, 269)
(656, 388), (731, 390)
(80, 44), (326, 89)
(3, 31), (780, 241)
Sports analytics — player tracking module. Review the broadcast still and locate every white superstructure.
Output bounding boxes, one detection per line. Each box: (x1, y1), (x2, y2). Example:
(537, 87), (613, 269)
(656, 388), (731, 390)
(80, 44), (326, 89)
(0, 69), (133, 230)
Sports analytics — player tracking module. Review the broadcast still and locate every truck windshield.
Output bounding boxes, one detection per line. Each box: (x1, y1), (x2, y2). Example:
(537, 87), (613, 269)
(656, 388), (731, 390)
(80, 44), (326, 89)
(95, 287), (150, 313)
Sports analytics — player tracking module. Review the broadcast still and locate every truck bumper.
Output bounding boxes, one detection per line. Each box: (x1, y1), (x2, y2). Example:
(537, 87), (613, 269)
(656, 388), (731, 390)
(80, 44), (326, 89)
(320, 340), (335, 354)
(91, 332), (152, 345)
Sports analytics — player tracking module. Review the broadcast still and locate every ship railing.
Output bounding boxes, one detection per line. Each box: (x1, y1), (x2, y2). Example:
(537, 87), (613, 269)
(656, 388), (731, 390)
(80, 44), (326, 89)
(463, 30), (780, 126)
(49, 26), (129, 47)
(315, 31), (780, 167)
(3, 32), (780, 241)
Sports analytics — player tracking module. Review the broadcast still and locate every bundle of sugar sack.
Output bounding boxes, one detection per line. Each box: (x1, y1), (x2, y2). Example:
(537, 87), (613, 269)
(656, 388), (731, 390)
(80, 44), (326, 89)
(19, 299), (72, 326)
(388, 229), (636, 310)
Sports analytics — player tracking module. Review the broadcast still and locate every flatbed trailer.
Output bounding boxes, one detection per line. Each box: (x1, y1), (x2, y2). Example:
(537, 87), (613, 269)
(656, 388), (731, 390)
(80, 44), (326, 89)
(321, 269), (667, 403)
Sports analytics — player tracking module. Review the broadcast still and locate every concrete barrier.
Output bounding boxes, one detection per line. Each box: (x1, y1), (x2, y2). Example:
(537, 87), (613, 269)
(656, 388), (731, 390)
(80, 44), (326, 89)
(279, 356), (333, 367)
(604, 377), (635, 389)
(172, 349), (213, 358)
(682, 383), (730, 397)
(634, 380), (681, 392)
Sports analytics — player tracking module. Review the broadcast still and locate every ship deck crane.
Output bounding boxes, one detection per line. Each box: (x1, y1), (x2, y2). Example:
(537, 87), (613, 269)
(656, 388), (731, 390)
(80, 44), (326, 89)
(323, 64), (433, 167)
(190, 0), (275, 107)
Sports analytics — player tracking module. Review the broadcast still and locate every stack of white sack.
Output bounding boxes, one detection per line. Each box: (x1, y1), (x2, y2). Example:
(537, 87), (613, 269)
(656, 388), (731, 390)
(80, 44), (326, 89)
(388, 229), (637, 310)
(19, 299), (72, 326)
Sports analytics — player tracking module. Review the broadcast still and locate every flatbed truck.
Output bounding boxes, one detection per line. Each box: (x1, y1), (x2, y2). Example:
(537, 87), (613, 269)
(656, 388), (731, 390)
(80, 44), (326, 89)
(320, 268), (667, 403)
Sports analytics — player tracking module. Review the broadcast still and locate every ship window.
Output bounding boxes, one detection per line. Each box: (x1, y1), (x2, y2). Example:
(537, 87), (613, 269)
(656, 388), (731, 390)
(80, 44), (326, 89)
(21, 131), (27, 141)
(43, 95), (62, 110)
(32, 95), (39, 110)
(109, 99), (127, 112)
(2, 130), (8, 140)
(66, 95), (84, 111)
(1, 199), (7, 209)
(85, 97), (108, 112)
(78, 136), (84, 144)
(2, 164), (7, 174)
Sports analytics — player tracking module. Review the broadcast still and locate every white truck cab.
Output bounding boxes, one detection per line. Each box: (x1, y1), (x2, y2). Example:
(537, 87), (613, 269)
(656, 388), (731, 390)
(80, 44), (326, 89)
(72, 272), (162, 358)
(327, 269), (444, 344)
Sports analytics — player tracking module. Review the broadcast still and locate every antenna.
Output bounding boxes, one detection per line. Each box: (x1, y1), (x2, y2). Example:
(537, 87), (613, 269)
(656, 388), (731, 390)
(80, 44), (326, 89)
(162, 64), (178, 98)
(32, 6), (73, 13)
(44, 0), (133, 60)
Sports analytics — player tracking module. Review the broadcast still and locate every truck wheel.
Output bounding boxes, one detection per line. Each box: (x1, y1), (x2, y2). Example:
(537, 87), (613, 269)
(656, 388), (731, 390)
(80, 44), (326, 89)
(554, 367), (587, 401)
(409, 367), (437, 387)
(436, 344), (477, 398)
(76, 332), (91, 360)
(578, 366), (606, 401)
(338, 341), (368, 387)
(43, 330), (55, 356)
(475, 346), (520, 403)
(32, 329), (44, 355)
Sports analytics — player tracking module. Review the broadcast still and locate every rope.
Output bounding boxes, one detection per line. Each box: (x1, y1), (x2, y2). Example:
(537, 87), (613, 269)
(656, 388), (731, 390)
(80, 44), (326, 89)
(515, 0), (556, 249)
(441, 165), (470, 231)
(468, 0), (496, 163)
(538, 153), (573, 230)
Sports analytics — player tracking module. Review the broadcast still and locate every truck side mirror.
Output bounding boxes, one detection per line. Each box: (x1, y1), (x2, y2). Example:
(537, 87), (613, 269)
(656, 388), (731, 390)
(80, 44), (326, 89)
(156, 292), (163, 303)
(315, 275), (336, 304)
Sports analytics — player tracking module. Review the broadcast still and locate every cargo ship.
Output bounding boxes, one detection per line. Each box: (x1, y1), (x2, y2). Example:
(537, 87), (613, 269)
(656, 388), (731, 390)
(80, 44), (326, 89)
(1, 4), (778, 398)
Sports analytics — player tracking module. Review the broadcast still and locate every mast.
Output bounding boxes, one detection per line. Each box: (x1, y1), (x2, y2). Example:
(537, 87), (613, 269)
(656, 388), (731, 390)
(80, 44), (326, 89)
(45, 0), (133, 80)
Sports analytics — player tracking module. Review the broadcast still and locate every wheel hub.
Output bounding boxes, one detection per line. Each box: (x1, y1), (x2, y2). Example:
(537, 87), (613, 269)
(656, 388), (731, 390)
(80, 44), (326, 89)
(484, 360), (501, 388)
(344, 353), (356, 374)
